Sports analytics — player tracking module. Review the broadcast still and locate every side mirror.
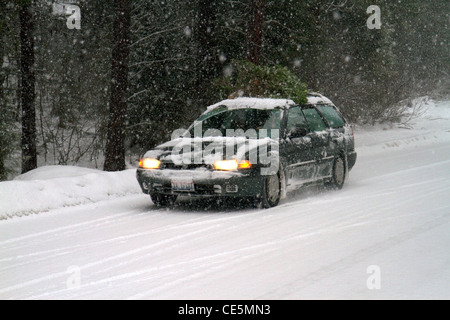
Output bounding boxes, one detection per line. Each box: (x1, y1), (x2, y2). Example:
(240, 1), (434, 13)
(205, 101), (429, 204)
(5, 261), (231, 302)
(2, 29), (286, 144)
(289, 127), (308, 138)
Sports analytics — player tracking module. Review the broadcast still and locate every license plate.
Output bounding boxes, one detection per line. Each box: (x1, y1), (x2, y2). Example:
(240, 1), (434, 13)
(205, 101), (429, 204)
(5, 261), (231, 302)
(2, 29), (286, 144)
(171, 179), (195, 192)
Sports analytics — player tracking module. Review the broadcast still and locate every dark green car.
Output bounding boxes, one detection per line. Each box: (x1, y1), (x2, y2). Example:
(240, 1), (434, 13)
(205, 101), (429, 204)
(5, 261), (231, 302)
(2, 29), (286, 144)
(137, 93), (357, 208)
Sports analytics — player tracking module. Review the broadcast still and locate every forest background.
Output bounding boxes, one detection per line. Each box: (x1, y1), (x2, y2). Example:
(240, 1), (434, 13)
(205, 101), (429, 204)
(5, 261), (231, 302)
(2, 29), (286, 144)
(1, 0), (449, 180)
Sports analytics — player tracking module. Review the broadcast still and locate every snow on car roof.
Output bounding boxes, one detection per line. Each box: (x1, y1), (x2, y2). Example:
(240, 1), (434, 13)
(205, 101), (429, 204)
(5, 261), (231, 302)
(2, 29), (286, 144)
(306, 93), (334, 105)
(206, 94), (334, 113)
(206, 97), (295, 112)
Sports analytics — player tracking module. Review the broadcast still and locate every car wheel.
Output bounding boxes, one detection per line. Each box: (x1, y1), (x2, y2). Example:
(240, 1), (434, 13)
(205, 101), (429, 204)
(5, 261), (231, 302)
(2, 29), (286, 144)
(150, 193), (178, 207)
(328, 156), (346, 190)
(256, 172), (281, 209)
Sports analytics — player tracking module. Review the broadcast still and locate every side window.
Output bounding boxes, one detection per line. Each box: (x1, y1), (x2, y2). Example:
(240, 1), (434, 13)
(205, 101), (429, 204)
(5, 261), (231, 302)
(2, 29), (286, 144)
(317, 105), (345, 128)
(261, 109), (281, 130)
(287, 106), (308, 131)
(302, 108), (327, 132)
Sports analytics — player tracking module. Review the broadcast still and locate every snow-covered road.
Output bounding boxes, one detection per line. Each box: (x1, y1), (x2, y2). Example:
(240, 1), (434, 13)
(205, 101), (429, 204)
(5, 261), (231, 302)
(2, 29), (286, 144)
(1, 99), (450, 300)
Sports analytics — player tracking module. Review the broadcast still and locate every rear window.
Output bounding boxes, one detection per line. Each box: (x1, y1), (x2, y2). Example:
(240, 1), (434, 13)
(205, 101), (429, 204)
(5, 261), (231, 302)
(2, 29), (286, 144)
(317, 105), (345, 128)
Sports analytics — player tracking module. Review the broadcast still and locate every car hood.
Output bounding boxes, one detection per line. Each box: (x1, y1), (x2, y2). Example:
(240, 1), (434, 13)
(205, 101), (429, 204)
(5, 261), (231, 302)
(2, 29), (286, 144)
(143, 136), (279, 165)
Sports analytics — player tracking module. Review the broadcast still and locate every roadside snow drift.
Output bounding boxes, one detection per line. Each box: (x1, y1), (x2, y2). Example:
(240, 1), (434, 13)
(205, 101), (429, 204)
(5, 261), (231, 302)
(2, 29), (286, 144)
(0, 166), (140, 220)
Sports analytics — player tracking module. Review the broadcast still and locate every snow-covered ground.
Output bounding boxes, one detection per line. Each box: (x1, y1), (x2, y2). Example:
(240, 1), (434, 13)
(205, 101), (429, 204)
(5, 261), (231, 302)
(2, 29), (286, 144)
(0, 98), (449, 299)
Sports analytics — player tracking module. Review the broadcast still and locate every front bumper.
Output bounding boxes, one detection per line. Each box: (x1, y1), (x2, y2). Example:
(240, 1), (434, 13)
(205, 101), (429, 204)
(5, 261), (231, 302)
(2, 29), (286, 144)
(136, 168), (265, 198)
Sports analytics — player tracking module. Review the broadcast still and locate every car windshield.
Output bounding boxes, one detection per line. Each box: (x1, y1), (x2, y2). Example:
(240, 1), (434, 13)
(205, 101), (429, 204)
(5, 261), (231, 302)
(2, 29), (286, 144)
(189, 108), (281, 138)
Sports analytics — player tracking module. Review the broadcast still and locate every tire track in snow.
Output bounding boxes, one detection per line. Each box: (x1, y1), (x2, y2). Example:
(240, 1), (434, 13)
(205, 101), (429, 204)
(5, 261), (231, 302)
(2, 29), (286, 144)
(0, 204), (256, 260)
(5, 203), (421, 299)
(0, 224), (220, 297)
(26, 215), (389, 299)
(257, 210), (450, 299)
(0, 209), (260, 272)
(0, 211), (136, 247)
(0, 208), (272, 297)
(0, 203), (360, 298)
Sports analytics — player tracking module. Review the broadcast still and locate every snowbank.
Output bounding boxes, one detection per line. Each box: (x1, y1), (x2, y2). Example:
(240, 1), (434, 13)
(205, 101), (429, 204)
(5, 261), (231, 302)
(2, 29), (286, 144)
(355, 98), (450, 155)
(14, 165), (101, 181)
(0, 166), (141, 220)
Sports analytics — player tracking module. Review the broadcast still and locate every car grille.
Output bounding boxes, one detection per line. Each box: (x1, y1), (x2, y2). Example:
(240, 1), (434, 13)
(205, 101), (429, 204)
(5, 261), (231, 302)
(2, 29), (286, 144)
(161, 162), (213, 170)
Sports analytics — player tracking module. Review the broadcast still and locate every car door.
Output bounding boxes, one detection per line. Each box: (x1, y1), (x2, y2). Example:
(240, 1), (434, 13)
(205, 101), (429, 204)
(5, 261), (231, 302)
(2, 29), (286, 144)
(283, 106), (316, 189)
(301, 106), (332, 180)
(316, 104), (349, 177)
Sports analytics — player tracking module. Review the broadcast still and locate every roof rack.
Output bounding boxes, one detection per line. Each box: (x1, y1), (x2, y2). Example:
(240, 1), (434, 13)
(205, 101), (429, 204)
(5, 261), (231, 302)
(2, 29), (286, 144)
(306, 92), (323, 97)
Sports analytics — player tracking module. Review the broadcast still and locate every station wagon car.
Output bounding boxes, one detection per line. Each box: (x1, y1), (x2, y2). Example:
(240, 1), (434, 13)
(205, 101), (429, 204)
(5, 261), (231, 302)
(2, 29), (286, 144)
(137, 93), (357, 208)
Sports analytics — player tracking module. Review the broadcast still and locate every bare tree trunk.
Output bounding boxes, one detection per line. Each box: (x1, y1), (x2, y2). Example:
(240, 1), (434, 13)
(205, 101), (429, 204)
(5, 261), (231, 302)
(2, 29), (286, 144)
(195, 0), (216, 110)
(247, 0), (265, 65)
(0, 1), (6, 181)
(104, 0), (131, 172)
(19, 2), (37, 174)
(197, 0), (216, 87)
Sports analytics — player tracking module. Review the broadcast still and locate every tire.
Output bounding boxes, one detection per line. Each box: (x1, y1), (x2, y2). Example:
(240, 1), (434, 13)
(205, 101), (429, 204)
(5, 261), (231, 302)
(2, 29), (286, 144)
(256, 172), (281, 209)
(150, 193), (178, 207)
(327, 156), (346, 190)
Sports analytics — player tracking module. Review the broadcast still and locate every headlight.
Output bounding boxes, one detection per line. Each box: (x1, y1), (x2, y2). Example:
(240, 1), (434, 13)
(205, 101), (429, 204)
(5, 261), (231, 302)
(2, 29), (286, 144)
(139, 158), (161, 169)
(213, 159), (252, 171)
(238, 160), (252, 169)
(214, 159), (238, 171)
